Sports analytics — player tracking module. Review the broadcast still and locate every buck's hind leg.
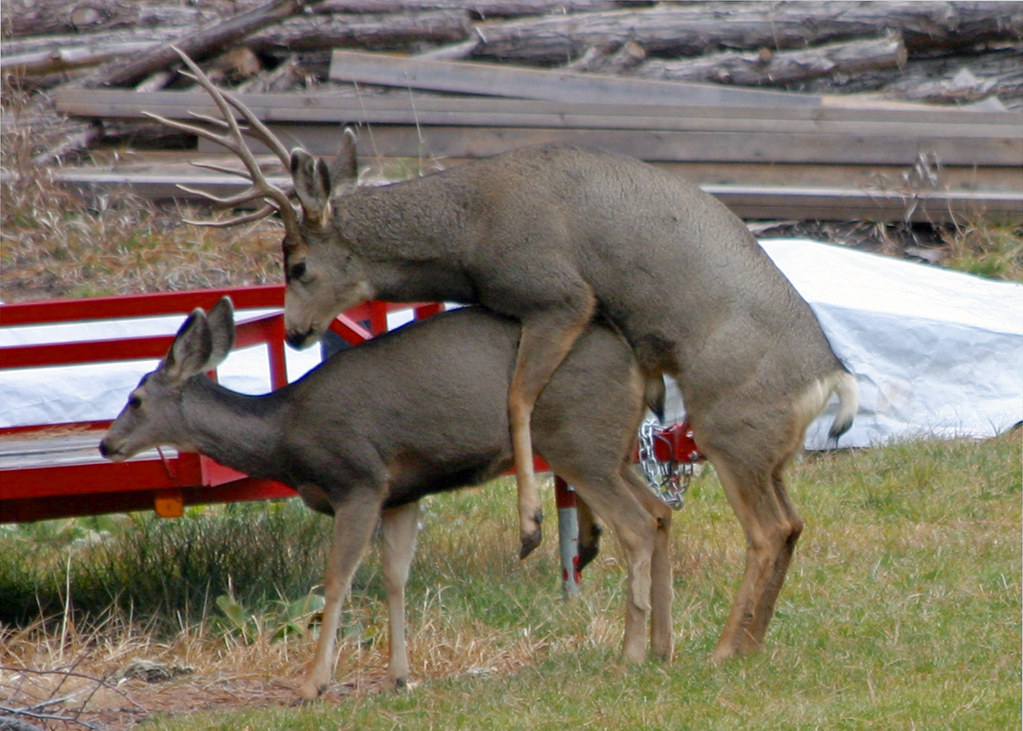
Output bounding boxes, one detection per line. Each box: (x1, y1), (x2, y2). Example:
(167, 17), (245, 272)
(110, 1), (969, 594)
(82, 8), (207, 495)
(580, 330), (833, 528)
(300, 489), (383, 701)
(380, 501), (421, 689)
(508, 295), (596, 559)
(698, 430), (804, 664)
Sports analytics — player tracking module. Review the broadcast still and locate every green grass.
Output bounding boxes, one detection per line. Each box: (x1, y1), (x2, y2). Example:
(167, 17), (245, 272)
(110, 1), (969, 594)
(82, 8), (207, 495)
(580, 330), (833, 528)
(0, 501), (332, 629)
(80, 433), (1018, 730)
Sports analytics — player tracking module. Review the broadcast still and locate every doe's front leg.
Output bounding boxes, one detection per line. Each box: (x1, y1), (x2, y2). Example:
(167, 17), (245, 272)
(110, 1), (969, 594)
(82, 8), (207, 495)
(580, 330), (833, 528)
(300, 490), (383, 701)
(379, 501), (421, 690)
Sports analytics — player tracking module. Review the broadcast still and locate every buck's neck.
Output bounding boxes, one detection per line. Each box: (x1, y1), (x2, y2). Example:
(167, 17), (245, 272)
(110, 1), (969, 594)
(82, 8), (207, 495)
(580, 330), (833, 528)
(338, 180), (480, 303)
(181, 377), (289, 481)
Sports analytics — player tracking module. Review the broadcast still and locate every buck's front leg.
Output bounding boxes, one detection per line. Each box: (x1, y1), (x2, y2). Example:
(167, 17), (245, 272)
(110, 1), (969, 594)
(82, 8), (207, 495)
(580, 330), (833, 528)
(300, 489), (383, 701)
(509, 302), (594, 559)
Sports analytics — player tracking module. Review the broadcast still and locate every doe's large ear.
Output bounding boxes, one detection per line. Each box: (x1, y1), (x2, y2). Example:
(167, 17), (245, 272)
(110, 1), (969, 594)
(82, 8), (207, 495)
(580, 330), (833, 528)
(162, 308), (214, 385)
(204, 296), (236, 370)
(327, 127), (358, 190)
(291, 148), (332, 226)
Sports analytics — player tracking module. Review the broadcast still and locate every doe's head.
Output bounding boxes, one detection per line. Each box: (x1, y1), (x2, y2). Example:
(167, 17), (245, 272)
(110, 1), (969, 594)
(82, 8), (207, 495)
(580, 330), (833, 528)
(99, 297), (235, 462)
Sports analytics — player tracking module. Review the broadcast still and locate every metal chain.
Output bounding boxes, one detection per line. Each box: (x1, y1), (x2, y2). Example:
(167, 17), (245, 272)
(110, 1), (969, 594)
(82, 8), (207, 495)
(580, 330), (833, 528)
(637, 419), (694, 510)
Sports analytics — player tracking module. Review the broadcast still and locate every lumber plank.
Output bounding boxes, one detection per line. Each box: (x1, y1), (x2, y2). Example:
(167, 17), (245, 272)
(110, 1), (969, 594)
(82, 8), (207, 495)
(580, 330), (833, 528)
(80, 150), (1023, 193)
(46, 166), (1022, 223)
(327, 49), (820, 107)
(55, 88), (1022, 135)
(208, 122), (1021, 167)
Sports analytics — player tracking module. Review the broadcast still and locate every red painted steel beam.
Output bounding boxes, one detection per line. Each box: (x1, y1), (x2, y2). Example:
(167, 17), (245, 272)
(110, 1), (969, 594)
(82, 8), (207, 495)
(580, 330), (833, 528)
(0, 285), (285, 326)
(1, 477), (294, 523)
(1, 334), (176, 369)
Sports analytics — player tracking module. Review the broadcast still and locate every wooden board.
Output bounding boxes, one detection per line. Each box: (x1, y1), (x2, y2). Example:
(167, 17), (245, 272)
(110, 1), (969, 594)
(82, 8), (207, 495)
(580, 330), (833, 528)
(327, 49), (821, 107)
(206, 122), (1021, 167)
(55, 88), (1022, 136)
(47, 166), (1023, 223)
(80, 150), (1023, 193)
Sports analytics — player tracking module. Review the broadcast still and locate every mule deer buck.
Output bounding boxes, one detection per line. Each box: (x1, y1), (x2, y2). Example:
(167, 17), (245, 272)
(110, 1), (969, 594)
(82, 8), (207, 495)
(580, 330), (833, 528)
(99, 297), (674, 700)
(151, 49), (857, 665)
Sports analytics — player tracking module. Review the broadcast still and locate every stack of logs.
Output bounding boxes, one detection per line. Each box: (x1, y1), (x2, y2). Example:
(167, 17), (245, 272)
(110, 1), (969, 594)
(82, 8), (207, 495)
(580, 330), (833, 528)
(2, 1), (1021, 226)
(4, 0), (1021, 107)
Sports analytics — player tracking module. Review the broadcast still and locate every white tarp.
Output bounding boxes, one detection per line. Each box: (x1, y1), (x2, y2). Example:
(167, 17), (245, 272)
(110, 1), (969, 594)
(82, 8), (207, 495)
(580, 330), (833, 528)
(2, 239), (1021, 448)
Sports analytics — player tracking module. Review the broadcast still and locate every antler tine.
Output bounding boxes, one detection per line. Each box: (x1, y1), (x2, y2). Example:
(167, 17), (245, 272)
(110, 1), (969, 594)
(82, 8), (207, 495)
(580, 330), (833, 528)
(177, 184), (279, 209)
(172, 48), (292, 169)
(191, 160), (295, 191)
(143, 47), (303, 241)
(181, 204), (279, 229)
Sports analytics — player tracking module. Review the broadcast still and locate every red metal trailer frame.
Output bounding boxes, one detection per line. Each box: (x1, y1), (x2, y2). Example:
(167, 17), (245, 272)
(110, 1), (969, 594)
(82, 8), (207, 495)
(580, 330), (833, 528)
(0, 285), (441, 523)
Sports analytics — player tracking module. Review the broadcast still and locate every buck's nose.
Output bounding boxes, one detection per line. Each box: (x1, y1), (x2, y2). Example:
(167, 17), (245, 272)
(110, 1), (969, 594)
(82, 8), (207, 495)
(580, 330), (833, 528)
(286, 328), (318, 350)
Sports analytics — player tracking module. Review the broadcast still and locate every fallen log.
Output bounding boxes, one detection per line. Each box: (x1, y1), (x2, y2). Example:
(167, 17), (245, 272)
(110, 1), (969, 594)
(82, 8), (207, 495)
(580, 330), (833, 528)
(76, 0), (327, 88)
(2, 40), (163, 77)
(247, 9), (472, 52)
(632, 34), (908, 87)
(315, 0), (630, 17)
(468, 2), (1023, 63)
(2, 1), (223, 39)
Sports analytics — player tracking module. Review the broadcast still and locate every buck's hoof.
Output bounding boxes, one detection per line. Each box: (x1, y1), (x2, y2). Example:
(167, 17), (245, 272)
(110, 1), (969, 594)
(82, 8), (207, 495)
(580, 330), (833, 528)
(519, 528), (542, 560)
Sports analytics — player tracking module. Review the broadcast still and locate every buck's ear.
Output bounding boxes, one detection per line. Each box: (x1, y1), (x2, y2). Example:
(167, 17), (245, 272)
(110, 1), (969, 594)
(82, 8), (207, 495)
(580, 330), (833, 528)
(163, 308), (214, 385)
(291, 148), (332, 226)
(327, 128), (358, 190)
(204, 296), (236, 370)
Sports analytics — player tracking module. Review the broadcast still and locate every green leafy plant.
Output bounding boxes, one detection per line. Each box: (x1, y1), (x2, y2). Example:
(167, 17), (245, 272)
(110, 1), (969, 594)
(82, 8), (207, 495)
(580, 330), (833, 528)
(213, 588), (326, 644)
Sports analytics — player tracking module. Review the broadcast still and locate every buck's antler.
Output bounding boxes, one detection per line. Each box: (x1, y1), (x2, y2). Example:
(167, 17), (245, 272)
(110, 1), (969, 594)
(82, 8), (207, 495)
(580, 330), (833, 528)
(144, 47), (302, 242)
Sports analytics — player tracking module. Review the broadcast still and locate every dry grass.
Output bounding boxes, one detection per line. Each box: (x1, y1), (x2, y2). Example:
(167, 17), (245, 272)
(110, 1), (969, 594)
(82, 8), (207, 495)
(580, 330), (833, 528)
(0, 173), (283, 301)
(1, 89), (282, 302)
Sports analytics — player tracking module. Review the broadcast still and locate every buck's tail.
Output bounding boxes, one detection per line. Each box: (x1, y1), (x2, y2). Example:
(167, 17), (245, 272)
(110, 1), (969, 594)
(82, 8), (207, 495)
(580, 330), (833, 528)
(827, 370), (859, 445)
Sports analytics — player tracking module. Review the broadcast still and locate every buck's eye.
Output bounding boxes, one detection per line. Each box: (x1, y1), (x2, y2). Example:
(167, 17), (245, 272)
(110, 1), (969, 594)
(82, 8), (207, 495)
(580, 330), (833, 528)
(287, 261), (307, 282)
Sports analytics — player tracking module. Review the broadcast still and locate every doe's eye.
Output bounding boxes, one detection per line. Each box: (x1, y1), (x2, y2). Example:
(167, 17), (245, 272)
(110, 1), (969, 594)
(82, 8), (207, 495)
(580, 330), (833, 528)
(128, 396), (142, 410)
(287, 261), (307, 282)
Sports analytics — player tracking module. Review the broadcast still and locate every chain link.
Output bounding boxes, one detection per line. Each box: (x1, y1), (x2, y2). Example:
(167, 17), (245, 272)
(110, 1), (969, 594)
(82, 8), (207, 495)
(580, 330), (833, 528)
(637, 419), (699, 510)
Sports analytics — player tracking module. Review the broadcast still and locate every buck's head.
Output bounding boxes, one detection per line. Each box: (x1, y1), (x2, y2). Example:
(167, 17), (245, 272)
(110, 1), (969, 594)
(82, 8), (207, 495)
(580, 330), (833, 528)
(147, 49), (378, 351)
(99, 298), (235, 461)
(283, 131), (375, 349)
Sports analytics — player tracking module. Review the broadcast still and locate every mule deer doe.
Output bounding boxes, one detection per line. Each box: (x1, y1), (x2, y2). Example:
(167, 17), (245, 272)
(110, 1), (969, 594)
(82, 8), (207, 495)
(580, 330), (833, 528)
(151, 49), (857, 666)
(99, 298), (673, 701)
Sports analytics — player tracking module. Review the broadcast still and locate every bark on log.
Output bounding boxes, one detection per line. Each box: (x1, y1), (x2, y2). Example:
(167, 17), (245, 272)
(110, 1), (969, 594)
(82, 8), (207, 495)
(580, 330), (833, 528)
(315, 0), (630, 18)
(247, 9), (472, 52)
(563, 40), (645, 74)
(795, 46), (1023, 107)
(632, 34), (908, 87)
(469, 2), (1023, 63)
(4, 9), (469, 77)
(3, 40), (163, 76)
(76, 0), (327, 88)
(2, 1), (223, 39)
